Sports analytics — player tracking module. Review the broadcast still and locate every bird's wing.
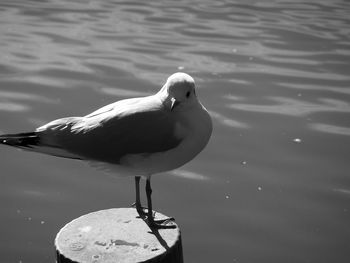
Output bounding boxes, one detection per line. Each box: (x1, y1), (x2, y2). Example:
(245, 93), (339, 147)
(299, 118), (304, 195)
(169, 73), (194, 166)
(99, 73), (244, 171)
(31, 97), (183, 163)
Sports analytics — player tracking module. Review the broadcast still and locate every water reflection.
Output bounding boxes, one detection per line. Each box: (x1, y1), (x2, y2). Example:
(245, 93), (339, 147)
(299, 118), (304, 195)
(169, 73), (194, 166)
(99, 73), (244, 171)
(229, 97), (350, 116)
(0, 90), (56, 103)
(171, 169), (209, 181)
(210, 110), (249, 129)
(279, 82), (350, 95)
(100, 87), (150, 97)
(310, 123), (350, 136)
(333, 188), (350, 196)
(0, 102), (28, 112)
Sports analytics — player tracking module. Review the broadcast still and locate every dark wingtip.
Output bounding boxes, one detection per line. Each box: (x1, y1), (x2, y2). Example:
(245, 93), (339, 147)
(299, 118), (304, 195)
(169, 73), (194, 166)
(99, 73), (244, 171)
(0, 132), (40, 147)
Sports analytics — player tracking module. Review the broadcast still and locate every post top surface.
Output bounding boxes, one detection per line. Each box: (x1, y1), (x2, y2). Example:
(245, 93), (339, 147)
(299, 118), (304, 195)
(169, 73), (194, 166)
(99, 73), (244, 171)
(55, 208), (180, 263)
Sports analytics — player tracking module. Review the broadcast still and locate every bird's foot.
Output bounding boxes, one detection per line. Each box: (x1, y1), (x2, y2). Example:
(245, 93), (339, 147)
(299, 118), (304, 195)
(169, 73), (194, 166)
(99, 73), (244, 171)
(146, 216), (176, 229)
(131, 202), (150, 218)
(131, 203), (176, 229)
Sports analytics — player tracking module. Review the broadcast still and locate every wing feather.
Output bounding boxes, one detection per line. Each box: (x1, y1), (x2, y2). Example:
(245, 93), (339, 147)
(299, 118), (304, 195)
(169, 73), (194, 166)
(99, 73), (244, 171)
(36, 96), (183, 163)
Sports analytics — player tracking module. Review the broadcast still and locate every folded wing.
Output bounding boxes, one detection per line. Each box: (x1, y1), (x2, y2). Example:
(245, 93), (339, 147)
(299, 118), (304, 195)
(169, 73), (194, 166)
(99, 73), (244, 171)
(1, 97), (183, 164)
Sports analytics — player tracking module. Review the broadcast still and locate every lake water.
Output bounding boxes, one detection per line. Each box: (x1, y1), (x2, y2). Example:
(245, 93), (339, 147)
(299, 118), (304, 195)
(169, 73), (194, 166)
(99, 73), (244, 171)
(0, 0), (349, 262)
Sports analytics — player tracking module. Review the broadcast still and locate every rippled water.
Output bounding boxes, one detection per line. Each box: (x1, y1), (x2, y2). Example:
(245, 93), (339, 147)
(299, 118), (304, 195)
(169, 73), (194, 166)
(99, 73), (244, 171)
(1, 0), (350, 262)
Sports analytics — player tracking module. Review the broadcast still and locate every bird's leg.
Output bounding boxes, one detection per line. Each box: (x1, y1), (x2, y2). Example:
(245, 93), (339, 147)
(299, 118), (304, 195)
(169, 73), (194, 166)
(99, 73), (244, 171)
(145, 177), (153, 219)
(145, 177), (175, 229)
(132, 176), (147, 217)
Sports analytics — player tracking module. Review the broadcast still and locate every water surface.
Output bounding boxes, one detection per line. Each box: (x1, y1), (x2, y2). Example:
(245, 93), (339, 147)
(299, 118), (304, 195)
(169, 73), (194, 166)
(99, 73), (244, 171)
(0, 0), (349, 262)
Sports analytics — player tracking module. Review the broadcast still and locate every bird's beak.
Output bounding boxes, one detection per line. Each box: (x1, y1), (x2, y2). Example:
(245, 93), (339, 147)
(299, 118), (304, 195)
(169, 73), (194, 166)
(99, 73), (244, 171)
(170, 97), (180, 111)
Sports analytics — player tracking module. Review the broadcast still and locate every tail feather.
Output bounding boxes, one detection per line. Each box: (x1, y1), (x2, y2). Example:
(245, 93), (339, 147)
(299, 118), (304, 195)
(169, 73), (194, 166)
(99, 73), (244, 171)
(0, 132), (40, 148)
(0, 131), (82, 160)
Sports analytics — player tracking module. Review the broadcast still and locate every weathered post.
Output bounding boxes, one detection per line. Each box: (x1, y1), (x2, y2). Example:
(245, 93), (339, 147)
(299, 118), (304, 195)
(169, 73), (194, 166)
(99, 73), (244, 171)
(55, 208), (183, 263)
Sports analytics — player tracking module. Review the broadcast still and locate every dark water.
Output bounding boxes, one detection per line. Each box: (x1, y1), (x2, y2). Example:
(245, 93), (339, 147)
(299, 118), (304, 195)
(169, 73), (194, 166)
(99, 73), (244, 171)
(1, 0), (350, 262)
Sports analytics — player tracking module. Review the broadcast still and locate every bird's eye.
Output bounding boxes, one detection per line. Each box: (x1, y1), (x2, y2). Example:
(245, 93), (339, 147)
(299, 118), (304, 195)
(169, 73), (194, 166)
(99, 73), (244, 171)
(186, 91), (191, 98)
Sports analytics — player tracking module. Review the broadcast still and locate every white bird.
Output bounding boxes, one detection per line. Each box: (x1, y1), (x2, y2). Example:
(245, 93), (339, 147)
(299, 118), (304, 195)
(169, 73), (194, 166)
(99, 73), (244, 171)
(0, 72), (212, 228)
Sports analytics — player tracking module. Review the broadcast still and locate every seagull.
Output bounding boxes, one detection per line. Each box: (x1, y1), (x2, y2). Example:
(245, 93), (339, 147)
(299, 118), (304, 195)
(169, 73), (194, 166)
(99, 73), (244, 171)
(0, 72), (212, 228)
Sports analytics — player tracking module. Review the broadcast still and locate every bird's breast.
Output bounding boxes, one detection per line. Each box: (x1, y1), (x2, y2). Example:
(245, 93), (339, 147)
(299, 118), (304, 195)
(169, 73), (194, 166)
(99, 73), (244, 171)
(114, 104), (212, 176)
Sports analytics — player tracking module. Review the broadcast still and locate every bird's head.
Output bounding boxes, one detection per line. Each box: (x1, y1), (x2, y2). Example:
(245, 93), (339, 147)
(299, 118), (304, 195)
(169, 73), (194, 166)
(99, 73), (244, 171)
(159, 72), (198, 111)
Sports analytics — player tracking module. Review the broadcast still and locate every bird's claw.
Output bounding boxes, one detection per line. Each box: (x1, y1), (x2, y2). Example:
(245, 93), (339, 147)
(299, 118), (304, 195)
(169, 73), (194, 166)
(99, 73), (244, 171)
(146, 216), (176, 229)
(131, 202), (148, 217)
